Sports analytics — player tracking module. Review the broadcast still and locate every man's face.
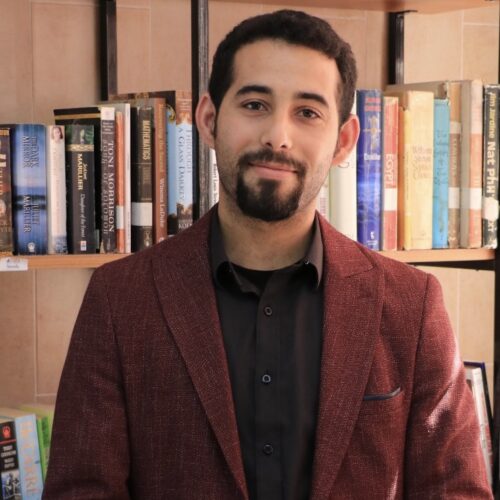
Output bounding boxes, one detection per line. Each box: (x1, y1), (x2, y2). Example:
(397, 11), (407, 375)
(213, 39), (344, 222)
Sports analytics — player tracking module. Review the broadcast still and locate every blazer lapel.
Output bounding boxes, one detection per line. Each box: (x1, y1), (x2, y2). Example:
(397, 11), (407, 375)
(310, 220), (385, 500)
(151, 212), (248, 500)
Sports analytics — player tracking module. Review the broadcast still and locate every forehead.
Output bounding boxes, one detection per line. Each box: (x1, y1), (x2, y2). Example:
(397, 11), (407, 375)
(229, 39), (341, 101)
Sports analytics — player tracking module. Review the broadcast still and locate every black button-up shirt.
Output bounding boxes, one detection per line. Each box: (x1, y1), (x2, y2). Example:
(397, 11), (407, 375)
(211, 213), (324, 500)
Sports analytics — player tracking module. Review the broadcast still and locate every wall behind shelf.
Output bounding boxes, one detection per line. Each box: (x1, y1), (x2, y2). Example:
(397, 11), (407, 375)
(0, 0), (498, 407)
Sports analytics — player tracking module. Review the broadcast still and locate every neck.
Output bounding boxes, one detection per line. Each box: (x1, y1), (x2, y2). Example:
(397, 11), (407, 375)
(217, 193), (316, 271)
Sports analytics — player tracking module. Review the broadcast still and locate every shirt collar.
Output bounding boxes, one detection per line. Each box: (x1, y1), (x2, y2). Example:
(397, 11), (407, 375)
(210, 209), (323, 290)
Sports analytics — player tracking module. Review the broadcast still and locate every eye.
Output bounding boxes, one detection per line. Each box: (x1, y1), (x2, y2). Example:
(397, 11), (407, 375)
(242, 100), (267, 112)
(298, 108), (320, 120)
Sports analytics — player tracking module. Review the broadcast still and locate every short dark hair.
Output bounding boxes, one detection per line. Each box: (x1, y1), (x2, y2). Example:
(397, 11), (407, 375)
(208, 9), (357, 125)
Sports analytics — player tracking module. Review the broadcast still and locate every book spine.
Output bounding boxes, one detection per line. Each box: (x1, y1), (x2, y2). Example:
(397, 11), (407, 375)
(115, 111), (126, 253)
(167, 102), (178, 235)
(131, 106), (154, 251)
(0, 128), (13, 254)
(356, 89), (382, 250)
(12, 124), (48, 255)
(65, 125), (97, 254)
(13, 414), (44, 499)
(46, 125), (68, 254)
(402, 92), (434, 250)
(432, 99), (450, 248)
(482, 85), (499, 249)
(382, 96), (398, 251)
(0, 420), (21, 500)
(100, 106), (117, 253)
(208, 148), (219, 209)
(123, 105), (132, 253)
(460, 80), (483, 248)
(316, 175), (330, 221)
(447, 81), (462, 248)
(153, 100), (168, 243)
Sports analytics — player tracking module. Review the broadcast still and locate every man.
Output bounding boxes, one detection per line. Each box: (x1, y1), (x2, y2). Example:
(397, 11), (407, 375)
(43, 9), (491, 500)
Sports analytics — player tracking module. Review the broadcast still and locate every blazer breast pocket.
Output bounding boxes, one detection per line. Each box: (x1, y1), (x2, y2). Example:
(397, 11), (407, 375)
(358, 386), (404, 419)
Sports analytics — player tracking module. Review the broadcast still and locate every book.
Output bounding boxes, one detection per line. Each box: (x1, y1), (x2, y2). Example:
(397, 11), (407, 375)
(208, 148), (219, 209)
(330, 96), (357, 242)
(130, 105), (154, 251)
(382, 96), (399, 251)
(65, 124), (97, 254)
(99, 106), (117, 253)
(460, 80), (483, 248)
(432, 99), (450, 248)
(464, 364), (493, 486)
(482, 84), (500, 249)
(0, 418), (21, 500)
(11, 124), (48, 255)
(0, 408), (43, 499)
(356, 89), (383, 250)
(46, 125), (67, 254)
(386, 80), (462, 248)
(0, 127), (13, 255)
(385, 89), (434, 250)
(316, 175), (330, 221)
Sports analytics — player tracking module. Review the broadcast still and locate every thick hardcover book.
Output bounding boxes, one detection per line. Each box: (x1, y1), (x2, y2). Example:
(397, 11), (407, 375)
(382, 96), (398, 251)
(330, 97), (357, 242)
(65, 125), (97, 253)
(130, 105), (154, 251)
(460, 80), (483, 248)
(385, 90), (434, 250)
(0, 418), (21, 500)
(12, 124), (48, 255)
(432, 99), (450, 249)
(0, 408), (43, 500)
(46, 125), (67, 254)
(464, 365), (493, 486)
(356, 89), (382, 250)
(482, 84), (500, 249)
(100, 106), (117, 253)
(0, 128), (13, 254)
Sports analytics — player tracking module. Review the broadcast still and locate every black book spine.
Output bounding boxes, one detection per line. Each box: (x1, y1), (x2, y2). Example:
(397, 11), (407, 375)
(0, 420), (21, 500)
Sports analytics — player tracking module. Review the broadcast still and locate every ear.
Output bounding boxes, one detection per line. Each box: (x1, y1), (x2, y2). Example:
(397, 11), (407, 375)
(331, 113), (360, 166)
(195, 92), (217, 149)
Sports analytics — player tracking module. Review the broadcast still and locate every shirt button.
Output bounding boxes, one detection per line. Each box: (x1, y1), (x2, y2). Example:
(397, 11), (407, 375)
(264, 306), (273, 316)
(262, 444), (274, 455)
(261, 374), (272, 384)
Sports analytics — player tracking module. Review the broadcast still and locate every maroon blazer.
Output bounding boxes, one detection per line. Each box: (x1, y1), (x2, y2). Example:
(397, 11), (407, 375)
(43, 209), (492, 499)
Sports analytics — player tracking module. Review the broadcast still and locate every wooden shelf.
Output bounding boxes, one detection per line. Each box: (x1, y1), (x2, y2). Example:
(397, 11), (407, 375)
(219, 0), (498, 14)
(0, 248), (495, 270)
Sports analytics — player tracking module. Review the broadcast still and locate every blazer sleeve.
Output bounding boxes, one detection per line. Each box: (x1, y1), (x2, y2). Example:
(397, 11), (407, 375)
(42, 267), (131, 500)
(404, 273), (492, 499)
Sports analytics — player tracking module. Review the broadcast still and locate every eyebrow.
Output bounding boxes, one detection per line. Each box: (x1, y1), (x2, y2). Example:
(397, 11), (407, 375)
(234, 85), (329, 108)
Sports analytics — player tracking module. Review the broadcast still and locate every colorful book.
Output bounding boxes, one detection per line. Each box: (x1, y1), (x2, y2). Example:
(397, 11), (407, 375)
(356, 89), (382, 250)
(432, 99), (450, 248)
(130, 105), (154, 251)
(330, 96), (357, 242)
(0, 408), (43, 499)
(385, 90), (434, 250)
(382, 96), (399, 251)
(46, 125), (67, 254)
(0, 418), (21, 500)
(482, 84), (500, 249)
(460, 80), (483, 248)
(11, 124), (48, 255)
(65, 124), (97, 254)
(0, 127), (13, 255)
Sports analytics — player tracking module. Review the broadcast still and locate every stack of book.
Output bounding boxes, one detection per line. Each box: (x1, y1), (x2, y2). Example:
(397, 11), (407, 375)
(0, 90), (199, 257)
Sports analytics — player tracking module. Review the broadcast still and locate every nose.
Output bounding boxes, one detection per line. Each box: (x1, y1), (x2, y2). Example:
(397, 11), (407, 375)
(260, 112), (293, 151)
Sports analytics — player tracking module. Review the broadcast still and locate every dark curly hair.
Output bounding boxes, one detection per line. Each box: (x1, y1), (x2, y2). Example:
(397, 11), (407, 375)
(208, 9), (357, 125)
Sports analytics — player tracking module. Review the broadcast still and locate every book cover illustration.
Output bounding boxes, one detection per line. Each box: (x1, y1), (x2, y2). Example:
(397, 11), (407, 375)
(12, 124), (48, 255)
(0, 418), (21, 500)
(356, 89), (382, 250)
(0, 128), (13, 254)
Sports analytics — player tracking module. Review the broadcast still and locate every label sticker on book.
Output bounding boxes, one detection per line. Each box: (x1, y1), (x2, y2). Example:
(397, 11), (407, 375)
(0, 257), (28, 272)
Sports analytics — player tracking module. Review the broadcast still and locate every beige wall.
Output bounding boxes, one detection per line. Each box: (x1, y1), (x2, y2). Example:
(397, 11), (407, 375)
(0, 0), (498, 406)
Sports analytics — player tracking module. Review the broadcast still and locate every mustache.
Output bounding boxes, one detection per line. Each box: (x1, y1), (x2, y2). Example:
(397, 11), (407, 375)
(237, 149), (307, 176)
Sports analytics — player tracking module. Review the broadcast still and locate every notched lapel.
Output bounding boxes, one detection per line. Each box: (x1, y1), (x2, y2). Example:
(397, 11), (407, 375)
(310, 220), (385, 500)
(151, 214), (248, 500)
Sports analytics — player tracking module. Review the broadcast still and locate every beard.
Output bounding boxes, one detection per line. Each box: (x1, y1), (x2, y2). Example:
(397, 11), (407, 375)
(233, 149), (307, 222)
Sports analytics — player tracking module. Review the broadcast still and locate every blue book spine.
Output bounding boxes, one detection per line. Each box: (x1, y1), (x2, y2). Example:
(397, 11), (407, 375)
(13, 414), (43, 499)
(12, 124), (48, 254)
(356, 90), (382, 250)
(433, 99), (450, 248)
